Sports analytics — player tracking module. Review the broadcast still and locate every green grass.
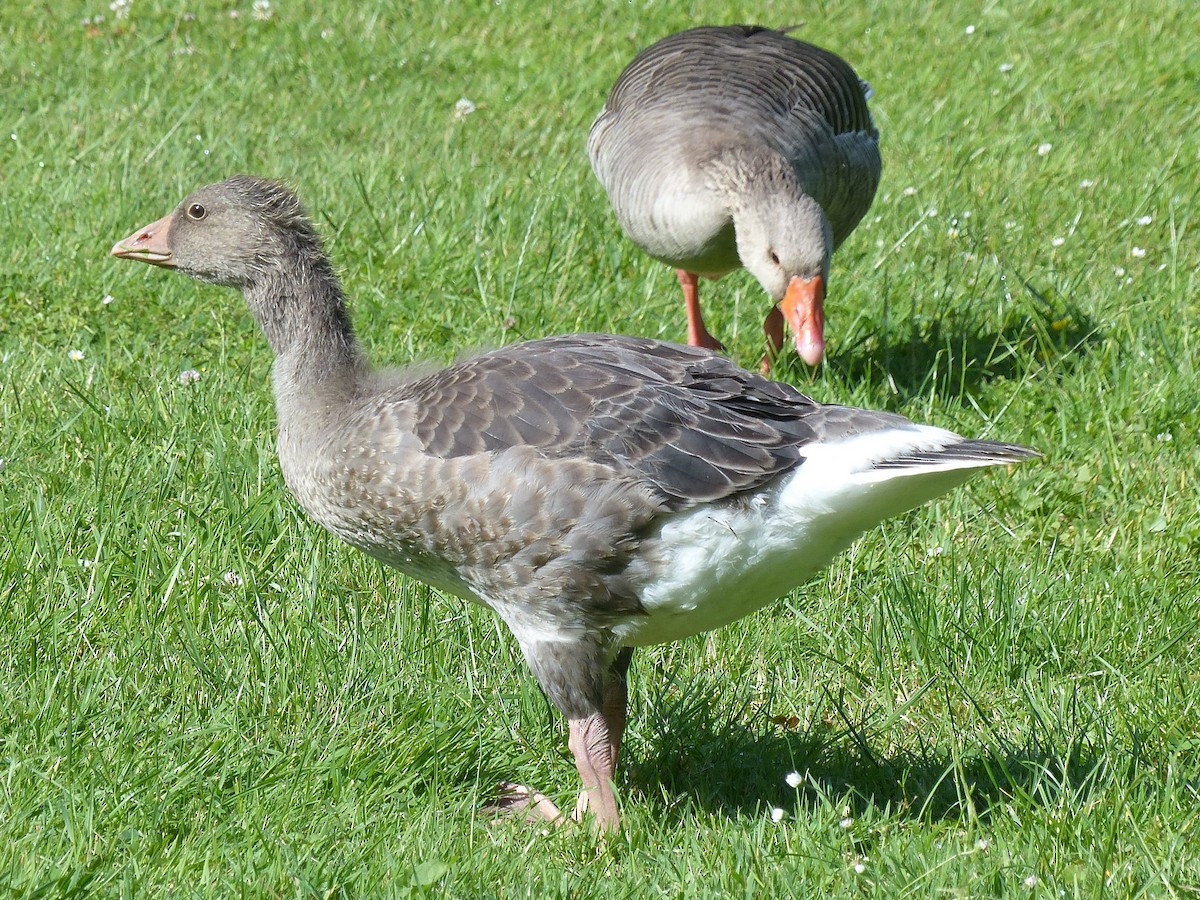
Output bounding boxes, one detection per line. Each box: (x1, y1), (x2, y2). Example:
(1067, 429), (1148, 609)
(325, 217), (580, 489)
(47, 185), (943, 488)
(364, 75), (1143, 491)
(2, 0), (1199, 895)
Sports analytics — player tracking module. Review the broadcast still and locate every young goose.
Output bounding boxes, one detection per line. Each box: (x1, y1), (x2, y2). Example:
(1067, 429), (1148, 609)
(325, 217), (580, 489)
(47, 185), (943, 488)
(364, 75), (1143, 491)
(112, 176), (1034, 831)
(589, 24), (881, 369)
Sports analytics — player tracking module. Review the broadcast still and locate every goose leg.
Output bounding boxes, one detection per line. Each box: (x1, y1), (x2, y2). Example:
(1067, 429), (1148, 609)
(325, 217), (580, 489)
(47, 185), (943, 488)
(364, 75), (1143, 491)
(761, 304), (786, 373)
(572, 647), (633, 826)
(492, 638), (630, 831)
(677, 269), (725, 351)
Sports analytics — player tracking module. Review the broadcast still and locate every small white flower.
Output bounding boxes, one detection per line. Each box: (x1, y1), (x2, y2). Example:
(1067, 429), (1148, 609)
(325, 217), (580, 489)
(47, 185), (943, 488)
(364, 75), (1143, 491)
(228, 8), (240, 18)
(1137, 215), (1152, 225)
(1024, 874), (1038, 888)
(1037, 142), (1053, 156)
(1131, 246), (1147, 258)
(222, 571), (244, 587)
(902, 186), (917, 196)
(964, 24), (976, 34)
(999, 62), (1014, 73)
(1051, 236), (1065, 247)
(785, 771), (802, 788)
(1156, 432), (1173, 442)
(854, 862), (867, 874)
(927, 206), (938, 217)
(947, 227), (959, 239)
(840, 816), (854, 828)
(78, 558), (96, 568)
(1113, 266), (1126, 277)
(68, 349), (85, 361)
(977, 837), (990, 851)
(1004, 220), (1017, 230)
(1080, 178), (1096, 188)
(102, 294), (114, 305)
(770, 807), (786, 822)
(109, 0), (132, 20)
(252, 0), (272, 20)
(453, 97), (477, 120)
(178, 368), (202, 385)
(927, 545), (944, 557)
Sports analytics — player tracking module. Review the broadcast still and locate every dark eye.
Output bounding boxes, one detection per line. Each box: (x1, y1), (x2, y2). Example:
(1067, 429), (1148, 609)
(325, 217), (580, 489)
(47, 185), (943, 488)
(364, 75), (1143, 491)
(187, 203), (207, 220)
(769, 250), (780, 265)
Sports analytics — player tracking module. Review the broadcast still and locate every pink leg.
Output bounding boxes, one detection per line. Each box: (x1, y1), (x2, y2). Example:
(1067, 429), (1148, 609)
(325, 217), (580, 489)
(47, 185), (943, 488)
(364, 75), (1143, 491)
(760, 304), (785, 373)
(573, 648), (632, 826)
(677, 269), (725, 351)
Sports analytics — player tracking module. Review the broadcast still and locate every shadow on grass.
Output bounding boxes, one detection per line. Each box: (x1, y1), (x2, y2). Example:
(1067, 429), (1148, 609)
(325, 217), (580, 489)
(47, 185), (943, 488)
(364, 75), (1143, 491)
(625, 679), (1127, 826)
(773, 284), (1104, 406)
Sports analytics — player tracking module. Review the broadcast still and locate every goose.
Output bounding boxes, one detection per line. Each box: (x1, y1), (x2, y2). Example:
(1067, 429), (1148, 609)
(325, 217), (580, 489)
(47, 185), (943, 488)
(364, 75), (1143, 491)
(588, 24), (882, 369)
(111, 176), (1035, 831)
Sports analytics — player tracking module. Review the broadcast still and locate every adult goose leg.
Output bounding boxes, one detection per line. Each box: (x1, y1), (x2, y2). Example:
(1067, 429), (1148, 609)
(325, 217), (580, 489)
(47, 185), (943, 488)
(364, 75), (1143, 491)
(677, 269), (725, 351)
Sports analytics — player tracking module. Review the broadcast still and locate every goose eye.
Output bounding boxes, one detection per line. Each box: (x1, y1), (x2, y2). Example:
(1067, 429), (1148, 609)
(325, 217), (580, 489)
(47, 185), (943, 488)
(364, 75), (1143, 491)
(769, 250), (780, 265)
(187, 203), (207, 221)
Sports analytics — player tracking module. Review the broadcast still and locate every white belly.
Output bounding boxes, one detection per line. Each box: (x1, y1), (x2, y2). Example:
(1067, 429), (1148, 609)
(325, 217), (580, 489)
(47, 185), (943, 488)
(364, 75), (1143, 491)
(615, 426), (983, 647)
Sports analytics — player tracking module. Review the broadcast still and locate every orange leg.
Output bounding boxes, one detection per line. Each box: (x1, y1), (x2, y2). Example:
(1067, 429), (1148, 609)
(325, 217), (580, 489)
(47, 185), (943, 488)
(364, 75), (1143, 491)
(760, 304), (786, 373)
(677, 269), (725, 351)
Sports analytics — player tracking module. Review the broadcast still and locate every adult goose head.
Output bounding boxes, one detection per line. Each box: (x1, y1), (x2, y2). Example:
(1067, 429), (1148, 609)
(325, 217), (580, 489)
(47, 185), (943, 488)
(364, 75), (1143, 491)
(589, 24), (881, 369)
(113, 177), (1035, 832)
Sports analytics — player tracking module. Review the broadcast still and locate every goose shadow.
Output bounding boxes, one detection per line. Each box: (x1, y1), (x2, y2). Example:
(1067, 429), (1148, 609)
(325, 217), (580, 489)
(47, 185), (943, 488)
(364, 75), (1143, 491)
(621, 680), (1125, 825)
(772, 282), (1103, 405)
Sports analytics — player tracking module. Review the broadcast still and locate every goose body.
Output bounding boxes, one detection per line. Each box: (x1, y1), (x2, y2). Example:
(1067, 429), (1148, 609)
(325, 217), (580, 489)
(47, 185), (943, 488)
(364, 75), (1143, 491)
(112, 177), (1034, 831)
(589, 24), (882, 367)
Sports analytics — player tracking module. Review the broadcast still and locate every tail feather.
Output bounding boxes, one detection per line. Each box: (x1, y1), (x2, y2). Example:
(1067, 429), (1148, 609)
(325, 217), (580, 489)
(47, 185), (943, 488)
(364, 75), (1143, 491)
(874, 439), (1040, 470)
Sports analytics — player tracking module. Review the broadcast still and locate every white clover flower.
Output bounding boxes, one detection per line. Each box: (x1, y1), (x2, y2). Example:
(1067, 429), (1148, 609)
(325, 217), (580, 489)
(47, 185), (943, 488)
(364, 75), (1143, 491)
(1004, 220), (1017, 230)
(68, 349), (85, 361)
(178, 368), (202, 385)
(252, 0), (272, 20)
(453, 97), (477, 120)
(977, 837), (990, 851)
(840, 816), (854, 828)
(854, 861), (867, 874)
(999, 62), (1014, 73)
(1024, 874), (1038, 888)
(785, 771), (802, 788)
(102, 294), (114, 305)
(927, 545), (944, 557)
(947, 227), (959, 239)
(1080, 178), (1096, 188)
(964, 24), (976, 34)
(1156, 432), (1173, 442)
(1037, 142), (1052, 156)
(902, 186), (917, 196)
(1051, 236), (1065, 247)
(109, 0), (132, 20)
(1113, 266), (1126, 277)
(222, 571), (244, 587)
(770, 807), (786, 822)
(1137, 215), (1152, 225)
(1131, 246), (1147, 258)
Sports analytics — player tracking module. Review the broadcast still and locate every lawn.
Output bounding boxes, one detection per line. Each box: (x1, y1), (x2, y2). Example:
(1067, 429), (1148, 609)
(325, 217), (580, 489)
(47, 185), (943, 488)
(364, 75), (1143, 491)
(1, 0), (1198, 896)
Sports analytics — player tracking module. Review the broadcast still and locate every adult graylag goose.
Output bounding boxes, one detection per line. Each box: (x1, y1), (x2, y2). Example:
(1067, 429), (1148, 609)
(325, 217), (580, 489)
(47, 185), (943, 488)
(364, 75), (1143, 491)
(589, 24), (882, 369)
(111, 177), (1034, 832)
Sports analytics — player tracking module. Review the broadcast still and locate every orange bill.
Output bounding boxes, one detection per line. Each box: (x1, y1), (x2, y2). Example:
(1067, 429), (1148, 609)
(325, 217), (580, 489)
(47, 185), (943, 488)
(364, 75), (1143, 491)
(779, 274), (825, 366)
